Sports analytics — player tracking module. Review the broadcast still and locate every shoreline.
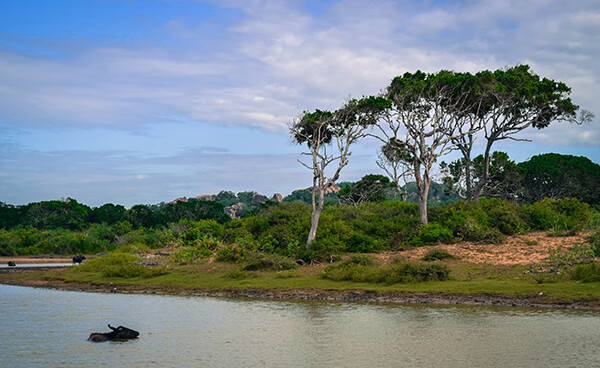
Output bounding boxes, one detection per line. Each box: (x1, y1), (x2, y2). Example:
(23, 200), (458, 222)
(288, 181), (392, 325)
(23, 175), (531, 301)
(2, 276), (598, 311)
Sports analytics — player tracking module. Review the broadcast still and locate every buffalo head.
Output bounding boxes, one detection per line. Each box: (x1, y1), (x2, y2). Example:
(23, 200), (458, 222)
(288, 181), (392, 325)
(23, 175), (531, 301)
(88, 324), (139, 342)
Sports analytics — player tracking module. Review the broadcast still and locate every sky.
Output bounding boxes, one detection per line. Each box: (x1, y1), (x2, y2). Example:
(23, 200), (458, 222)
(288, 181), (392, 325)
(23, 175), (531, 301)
(1, 0), (599, 207)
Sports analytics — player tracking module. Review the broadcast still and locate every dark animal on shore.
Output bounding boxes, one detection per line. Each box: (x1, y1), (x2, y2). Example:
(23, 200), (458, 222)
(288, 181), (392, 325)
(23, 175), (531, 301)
(7, 261), (16, 267)
(72, 255), (86, 264)
(88, 324), (140, 342)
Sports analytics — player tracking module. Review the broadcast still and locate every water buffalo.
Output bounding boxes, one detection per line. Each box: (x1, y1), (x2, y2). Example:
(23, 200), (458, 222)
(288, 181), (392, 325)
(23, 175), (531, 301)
(72, 255), (86, 264)
(88, 324), (139, 342)
(7, 261), (16, 267)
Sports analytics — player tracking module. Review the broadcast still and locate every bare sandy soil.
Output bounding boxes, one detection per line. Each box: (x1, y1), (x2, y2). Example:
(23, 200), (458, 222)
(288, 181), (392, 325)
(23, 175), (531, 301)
(379, 232), (591, 265)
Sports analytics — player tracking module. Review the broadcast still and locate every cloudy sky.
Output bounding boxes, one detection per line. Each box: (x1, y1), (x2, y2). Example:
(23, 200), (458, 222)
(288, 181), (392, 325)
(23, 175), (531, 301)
(1, 0), (598, 207)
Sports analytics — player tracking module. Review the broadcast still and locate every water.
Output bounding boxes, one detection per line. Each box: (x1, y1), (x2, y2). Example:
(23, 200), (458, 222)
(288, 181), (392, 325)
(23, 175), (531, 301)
(1, 284), (599, 368)
(0, 263), (74, 268)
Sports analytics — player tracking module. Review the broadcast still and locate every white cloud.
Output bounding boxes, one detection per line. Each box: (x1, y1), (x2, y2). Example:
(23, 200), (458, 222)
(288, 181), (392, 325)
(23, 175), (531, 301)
(1, 0), (599, 205)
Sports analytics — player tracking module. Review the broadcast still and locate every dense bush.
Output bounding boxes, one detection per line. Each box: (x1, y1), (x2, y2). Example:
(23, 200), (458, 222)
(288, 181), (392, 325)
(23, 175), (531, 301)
(548, 245), (596, 270)
(76, 253), (167, 278)
(322, 258), (450, 284)
(1, 197), (596, 261)
(570, 263), (600, 283)
(523, 198), (592, 235)
(242, 252), (298, 271)
(422, 249), (456, 261)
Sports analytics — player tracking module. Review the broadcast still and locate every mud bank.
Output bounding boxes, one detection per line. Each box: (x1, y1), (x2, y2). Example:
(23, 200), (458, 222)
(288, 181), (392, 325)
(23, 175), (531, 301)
(2, 275), (598, 311)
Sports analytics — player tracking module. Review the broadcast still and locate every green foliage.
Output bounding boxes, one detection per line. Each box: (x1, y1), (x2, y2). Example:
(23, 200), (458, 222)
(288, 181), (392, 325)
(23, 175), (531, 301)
(90, 203), (126, 225)
(171, 246), (212, 263)
(242, 252), (298, 271)
(23, 198), (91, 230)
(588, 231), (600, 256)
(322, 258), (450, 284)
(77, 253), (167, 278)
(411, 224), (454, 247)
(523, 198), (592, 235)
(215, 244), (246, 263)
(548, 245), (596, 271)
(115, 242), (151, 254)
(570, 263), (600, 283)
(282, 188), (339, 204)
(339, 174), (393, 205)
(519, 153), (600, 205)
(422, 249), (456, 261)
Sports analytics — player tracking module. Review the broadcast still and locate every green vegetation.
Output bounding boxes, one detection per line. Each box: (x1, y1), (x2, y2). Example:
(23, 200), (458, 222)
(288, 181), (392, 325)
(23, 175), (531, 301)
(422, 249), (456, 261)
(321, 256), (450, 284)
(75, 253), (167, 278)
(1, 197), (597, 262)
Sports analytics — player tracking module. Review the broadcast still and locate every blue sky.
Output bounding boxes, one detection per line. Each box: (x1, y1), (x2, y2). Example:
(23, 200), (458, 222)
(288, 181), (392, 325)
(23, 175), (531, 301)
(1, 0), (599, 207)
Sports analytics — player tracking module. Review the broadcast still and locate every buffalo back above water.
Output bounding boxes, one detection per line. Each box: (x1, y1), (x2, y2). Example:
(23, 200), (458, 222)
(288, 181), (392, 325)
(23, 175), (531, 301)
(88, 324), (139, 342)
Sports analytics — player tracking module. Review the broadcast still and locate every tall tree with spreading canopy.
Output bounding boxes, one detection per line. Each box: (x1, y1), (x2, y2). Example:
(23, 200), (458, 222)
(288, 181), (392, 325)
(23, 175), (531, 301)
(376, 70), (482, 224)
(291, 97), (389, 246)
(463, 65), (591, 201)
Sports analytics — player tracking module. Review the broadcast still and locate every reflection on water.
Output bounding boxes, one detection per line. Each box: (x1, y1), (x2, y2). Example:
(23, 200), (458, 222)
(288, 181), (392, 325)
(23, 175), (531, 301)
(1, 284), (599, 367)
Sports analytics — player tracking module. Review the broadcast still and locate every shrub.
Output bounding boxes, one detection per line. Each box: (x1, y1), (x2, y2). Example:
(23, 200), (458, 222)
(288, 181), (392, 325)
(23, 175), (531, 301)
(548, 245), (596, 270)
(171, 246), (212, 263)
(242, 252), (298, 271)
(524, 198), (592, 235)
(322, 259), (450, 284)
(422, 249), (456, 261)
(570, 263), (600, 282)
(588, 231), (600, 256)
(215, 244), (246, 263)
(411, 224), (454, 247)
(116, 242), (151, 254)
(77, 253), (167, 278)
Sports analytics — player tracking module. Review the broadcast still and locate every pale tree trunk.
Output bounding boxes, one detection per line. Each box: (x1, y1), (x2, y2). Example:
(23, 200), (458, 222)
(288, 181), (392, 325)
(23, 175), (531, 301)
(472, 136), (495, 202)
(418, 184), (430, 224)
(306, 179), (325, 246)
(413, 158), (431, 225)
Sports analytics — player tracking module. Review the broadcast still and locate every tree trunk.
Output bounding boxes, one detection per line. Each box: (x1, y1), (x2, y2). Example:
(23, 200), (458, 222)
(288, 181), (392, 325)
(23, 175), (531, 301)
(306, 184), (325, 246)
(413, 159), (430, 225)
(472, 137), (494, 202)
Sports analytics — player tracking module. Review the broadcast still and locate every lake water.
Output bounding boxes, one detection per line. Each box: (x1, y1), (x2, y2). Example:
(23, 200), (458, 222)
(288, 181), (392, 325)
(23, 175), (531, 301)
(1, 284), (599, 368)
(0, 263), (74, 268)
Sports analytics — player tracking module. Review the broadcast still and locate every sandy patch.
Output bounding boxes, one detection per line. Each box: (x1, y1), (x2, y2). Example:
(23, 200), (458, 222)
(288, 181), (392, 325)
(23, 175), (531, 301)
(378, 232), (591, 266)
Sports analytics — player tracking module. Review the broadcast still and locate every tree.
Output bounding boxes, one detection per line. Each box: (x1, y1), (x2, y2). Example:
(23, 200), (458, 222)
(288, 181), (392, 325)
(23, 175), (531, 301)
(215, 191), (238, 206)
(465, 65), (587, 201)
(291, 97), (388, 246)
(376, 139), (413, 200)
(519, 153), (600, 205)
(339, 174), (393, 205)
(124, 204), (156, 229)
(22, 198), (91, 230)
(376, 70), (481, 224)
(90, 203), (126, 225)
(158, 198), (230, 224)
(441, 151), (523, 200)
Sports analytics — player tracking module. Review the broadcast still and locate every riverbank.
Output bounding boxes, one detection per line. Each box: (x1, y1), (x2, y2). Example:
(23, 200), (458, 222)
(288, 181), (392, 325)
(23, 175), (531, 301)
(2, 231), (600, 310)
(2, 268), (599, 310)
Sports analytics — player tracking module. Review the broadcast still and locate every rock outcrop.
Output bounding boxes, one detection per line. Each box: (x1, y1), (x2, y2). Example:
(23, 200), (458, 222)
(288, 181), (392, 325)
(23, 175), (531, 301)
(272, 193), (283, 203)
(224, 203), (246, 219)
(196, 194), (217, 201)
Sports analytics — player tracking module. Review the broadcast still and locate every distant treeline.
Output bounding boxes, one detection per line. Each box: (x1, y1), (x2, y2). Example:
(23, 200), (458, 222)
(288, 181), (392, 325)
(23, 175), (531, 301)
(0, 198), (230, 231)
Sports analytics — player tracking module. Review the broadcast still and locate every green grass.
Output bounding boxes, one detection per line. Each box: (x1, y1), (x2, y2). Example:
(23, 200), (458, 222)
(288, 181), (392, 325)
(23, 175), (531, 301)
(2, 256), (600, 306)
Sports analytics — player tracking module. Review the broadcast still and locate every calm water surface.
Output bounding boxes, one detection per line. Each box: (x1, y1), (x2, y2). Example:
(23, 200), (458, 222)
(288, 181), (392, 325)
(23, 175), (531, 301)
(1, 284), (599, 367)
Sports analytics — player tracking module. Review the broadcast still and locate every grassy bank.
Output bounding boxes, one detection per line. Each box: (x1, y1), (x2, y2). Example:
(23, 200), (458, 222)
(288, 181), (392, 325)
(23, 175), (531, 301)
(3, 250), (600, 308)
